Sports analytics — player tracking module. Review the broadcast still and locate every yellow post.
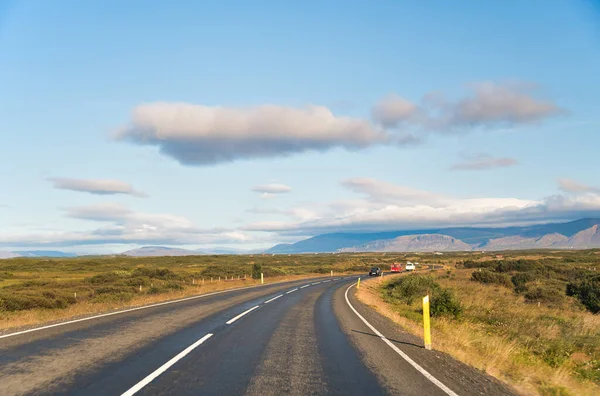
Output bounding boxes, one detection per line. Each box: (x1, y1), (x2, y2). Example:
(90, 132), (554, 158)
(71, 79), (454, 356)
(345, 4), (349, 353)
(357, 277), (361, 289)
(423, 295), (432, 350)
(261, 273), (264, 284)
(331, 270), (333, 276)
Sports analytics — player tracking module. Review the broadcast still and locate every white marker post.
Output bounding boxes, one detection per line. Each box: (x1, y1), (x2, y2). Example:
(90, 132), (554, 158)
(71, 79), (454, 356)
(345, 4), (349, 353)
(261, 273), (264, 284)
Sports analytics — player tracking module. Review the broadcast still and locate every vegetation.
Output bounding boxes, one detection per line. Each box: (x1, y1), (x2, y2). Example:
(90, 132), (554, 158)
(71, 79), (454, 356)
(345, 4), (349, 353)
(0, 252), (410, 330)
(359, 251), (600, 396)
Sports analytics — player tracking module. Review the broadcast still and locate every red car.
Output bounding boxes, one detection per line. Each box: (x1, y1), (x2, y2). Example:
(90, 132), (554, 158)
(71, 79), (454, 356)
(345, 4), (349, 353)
(390, 263), (403, 273)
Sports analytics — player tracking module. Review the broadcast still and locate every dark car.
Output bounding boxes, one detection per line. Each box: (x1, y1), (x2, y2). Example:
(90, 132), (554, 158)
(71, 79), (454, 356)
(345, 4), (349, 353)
(369, 267), (382, 276)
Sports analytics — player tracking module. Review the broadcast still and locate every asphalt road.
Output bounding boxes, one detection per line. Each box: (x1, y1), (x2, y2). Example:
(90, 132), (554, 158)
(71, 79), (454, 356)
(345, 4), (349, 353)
(0, 275), (515, 396)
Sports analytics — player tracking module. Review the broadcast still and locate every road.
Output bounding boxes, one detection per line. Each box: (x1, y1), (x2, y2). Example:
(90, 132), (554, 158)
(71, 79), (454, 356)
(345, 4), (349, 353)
(0, 275), (515, 396)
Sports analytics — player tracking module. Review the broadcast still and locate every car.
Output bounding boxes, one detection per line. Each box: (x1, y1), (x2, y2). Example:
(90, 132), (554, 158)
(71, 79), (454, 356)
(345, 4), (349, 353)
(390, 263), (403, 272)
(369, 267), (382, 276)
(406, 263), (416, 271)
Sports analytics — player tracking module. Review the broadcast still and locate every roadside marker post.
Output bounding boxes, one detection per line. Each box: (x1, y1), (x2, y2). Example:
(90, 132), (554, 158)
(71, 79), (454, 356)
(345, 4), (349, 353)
(331, 270), (333, 276)
(423, 295), (432, 350)
(357, 277), (361, 289)
(261, 273), (264, 284)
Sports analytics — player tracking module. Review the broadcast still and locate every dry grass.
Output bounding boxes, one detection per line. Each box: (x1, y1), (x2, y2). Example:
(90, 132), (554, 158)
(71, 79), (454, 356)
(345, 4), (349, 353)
(356, 270), (600, 396)
(0, 274), (327, 332)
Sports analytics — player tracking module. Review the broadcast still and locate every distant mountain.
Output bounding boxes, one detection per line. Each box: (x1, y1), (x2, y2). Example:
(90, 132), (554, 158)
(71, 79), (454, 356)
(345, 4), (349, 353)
(0, 251), (21, 259)
(13, 250), (77, 258)
(194, 247), (260, 255)
(340, 234), (473, 252)
(565, 225), (600, 248)
(267, 218), (600, 253)
(120, 246), (258, 257)
(121, 246), (198, 257)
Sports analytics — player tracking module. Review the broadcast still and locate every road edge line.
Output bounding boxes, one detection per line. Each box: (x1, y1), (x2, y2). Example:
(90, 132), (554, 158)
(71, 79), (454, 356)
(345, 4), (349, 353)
(344, 283), (459, 396)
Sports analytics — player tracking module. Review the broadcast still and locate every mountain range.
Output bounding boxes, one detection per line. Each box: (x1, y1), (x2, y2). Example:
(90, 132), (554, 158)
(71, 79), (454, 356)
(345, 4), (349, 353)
(2, 219), (600, 258)
(267, 218), (600, 253)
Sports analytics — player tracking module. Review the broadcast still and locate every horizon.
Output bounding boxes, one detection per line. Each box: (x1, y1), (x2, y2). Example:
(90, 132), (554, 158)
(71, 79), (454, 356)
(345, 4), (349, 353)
(2, 1), (600, 254)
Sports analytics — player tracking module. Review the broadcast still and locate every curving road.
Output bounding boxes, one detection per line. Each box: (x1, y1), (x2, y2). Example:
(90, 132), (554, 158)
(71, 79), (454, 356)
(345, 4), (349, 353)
(0, 276), (515, 396)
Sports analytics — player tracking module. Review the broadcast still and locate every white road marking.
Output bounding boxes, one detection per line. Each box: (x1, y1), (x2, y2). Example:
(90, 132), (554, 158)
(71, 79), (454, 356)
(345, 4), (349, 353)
(344, 284), (459, 396)
(311, 282), (321, 285)
(226, 305), (260, 325)
(121, 333), (213, 396)
(0, 277), (309, 339)
(300, 284), (310, 289)
(286, 288), (298, 294)
(264, 294), (283, 304)
(322, 280), (331, 283)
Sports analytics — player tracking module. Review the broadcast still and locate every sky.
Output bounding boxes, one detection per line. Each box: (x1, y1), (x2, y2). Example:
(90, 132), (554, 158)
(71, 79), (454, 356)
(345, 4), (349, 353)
(1, 0), (600, 253)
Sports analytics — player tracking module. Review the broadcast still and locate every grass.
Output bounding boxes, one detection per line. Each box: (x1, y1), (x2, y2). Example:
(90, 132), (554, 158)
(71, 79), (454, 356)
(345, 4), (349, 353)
(0, 252), (409, 331)
(356, 252), (600, 396)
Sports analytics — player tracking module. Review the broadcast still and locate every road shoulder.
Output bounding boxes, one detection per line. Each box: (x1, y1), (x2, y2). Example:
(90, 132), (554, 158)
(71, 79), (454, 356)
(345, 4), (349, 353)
(332, 278), (517, 396)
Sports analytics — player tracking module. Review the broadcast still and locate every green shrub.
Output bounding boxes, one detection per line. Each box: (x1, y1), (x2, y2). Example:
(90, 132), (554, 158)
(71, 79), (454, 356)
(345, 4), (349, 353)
(524, 284), (566, 305)
(131, 267), (179, 280)
(566, 275), (600, 313)
(511, 272), (538, 293)
(88, 273), (121, 284)
(383, 275), (463, 319)
(251, 263), (262, 279)
(0, 293), (75, 311)
(430, 288), (463, 318)
(471, 270), (512, 287)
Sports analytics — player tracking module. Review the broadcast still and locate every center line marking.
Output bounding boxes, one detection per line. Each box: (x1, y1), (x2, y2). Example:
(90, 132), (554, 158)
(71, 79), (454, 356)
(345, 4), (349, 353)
(286, 288), (298, 294)
(300, 284), (310, 289)
(312, 282), (321, 285)
(264, 294), (283, 304)
(322, 280), (331, 283)
(226, 305), (259, 324)
(121, 333), (213, 396)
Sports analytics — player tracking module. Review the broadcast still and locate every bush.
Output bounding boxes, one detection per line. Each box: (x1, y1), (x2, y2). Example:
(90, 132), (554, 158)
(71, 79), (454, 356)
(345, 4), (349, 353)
(252, 263), (263, 279)
(383, 275), (463, 319)
(430, 288), (463, 319)
(495, 259), (537, 273)
(0, 293), (75, 311)
(524, 284), (566, 305)
(471, 270), (512, 287)
(512, 272), (539, 293)
(131, 267), (179, 280)
(566, 275), (600, 313)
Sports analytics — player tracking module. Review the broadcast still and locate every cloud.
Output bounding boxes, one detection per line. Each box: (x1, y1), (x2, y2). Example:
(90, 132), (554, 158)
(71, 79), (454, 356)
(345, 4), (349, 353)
(447, 82), (564, 127)
(115, 103), (391, 166)
(371, 94), (418, 127)
(0, 203), (250, 248)
(49, 178), (147, 197)
(242, 177), (600, 235)
(558, 179), (600, 194)
(114, 82), (562, 166)
(401, 82), (564, 131)
(341, 178), (449, 206)
(450, 153), (518, 171)
(251, 183), (292, 199)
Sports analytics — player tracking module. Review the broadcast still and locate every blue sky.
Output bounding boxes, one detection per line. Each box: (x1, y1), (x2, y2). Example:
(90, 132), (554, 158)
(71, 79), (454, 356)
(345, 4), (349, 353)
(1, 0), (599, 253)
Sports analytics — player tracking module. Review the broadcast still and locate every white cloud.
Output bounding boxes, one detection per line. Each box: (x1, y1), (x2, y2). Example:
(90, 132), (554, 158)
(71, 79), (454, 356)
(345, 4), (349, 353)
(558, 178), (600, 194)
(115, 103), (391, 166)
(49, 178), (147, 197)
(371, 94), (418, 127)
(114, 82), (562, 166)
(341, 178), (449, 206)
(242, 178), (600, 235)
(450, 153), (518, 171)
(251, 183), (292, 199)
(447, 82), (563, 127)
(0, 203), (249, 248)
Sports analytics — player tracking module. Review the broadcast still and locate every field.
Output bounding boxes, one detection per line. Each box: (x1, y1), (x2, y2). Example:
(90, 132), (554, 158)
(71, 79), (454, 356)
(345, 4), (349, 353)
(0, 252), (404, 331)
(357, 250), (600, 396)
